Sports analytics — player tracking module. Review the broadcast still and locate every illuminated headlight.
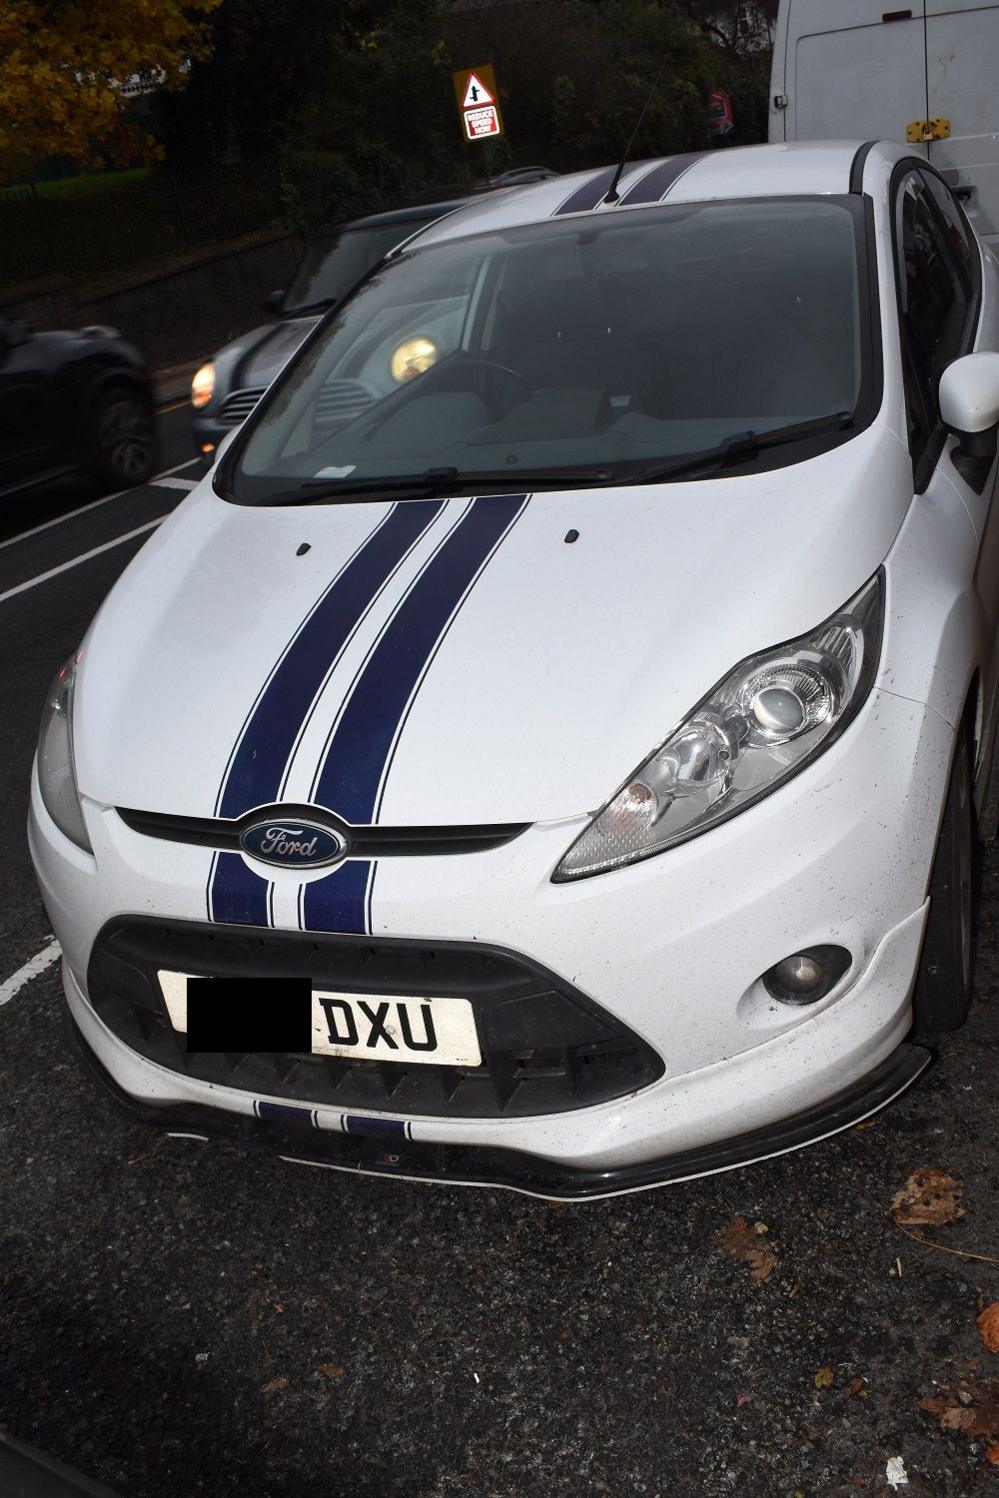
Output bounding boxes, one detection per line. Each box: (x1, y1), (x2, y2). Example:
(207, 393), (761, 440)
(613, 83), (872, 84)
(37, 655), (91, 852)
(390, 336), (438, 383)
(553, 573), (883, 881)
(190, 362), (216, 409)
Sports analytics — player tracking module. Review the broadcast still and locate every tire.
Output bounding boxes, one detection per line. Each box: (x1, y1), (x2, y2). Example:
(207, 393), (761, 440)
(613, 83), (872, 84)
(913, 722), (977, 1032)
(89, 386), (157, 488)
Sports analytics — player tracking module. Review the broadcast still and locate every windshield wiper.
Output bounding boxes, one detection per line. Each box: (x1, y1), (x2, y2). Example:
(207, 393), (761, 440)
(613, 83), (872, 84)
(285, 464), (614, 504)
(619, 411), (856, 486)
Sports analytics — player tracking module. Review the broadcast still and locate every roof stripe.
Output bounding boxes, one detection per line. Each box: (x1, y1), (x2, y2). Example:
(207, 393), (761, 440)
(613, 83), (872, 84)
(552, 165), (622, 216)
(617, 151), (707, 206)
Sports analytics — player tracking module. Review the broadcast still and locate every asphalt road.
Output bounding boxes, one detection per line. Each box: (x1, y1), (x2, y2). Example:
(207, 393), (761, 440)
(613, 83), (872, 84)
(1, 411), (999, 1497)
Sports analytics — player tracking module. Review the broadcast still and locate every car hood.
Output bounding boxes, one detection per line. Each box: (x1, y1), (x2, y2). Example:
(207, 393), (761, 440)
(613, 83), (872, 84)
(75, 424), (913, 826)
(214, 316), (320, 396)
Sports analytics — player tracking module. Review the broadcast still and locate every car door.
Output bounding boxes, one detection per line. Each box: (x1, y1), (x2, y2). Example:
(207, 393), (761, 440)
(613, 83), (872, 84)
(0, 320), (60, 491)
(893, 163), (999, 768)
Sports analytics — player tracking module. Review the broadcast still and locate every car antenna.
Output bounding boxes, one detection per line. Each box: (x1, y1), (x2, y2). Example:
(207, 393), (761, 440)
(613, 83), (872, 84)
(603, 58), (669, 204)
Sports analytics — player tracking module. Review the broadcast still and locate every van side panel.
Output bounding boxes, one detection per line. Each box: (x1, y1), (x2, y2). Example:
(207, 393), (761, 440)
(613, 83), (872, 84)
(927, 2), (999, 240)
(777, 0), (927, 145)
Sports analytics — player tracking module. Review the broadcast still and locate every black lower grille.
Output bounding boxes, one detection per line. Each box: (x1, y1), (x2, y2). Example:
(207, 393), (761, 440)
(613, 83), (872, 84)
(86, 918), (664, 1119)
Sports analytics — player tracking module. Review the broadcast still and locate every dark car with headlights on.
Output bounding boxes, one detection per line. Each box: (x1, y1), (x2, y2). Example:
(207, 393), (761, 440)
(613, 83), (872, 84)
(0, 317), (156, 497)
(189, 170), (558, 461)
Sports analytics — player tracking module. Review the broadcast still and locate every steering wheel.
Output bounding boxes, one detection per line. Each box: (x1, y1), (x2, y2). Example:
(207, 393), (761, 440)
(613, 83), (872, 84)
(420, 355), (531, 416)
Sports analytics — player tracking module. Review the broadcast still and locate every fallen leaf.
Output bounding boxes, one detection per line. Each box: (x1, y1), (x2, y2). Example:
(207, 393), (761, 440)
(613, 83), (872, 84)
(986, 1444), (999, 1466)
(978, 1303), (999, 1354)
(890, 1167), (964, 1227)
(715, 1217), (777, 1281)
(736, 1394), (750, 1408)
(919, 1379), (999, 1440)
(842, 1377), (865, 1399)
(815, 1366), (835, 1389)
(262, 1377), (288, 1395)
(316, 1363), (344, 1379)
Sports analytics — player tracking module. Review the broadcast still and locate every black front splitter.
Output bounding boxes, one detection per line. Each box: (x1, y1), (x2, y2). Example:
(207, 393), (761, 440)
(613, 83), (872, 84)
(66, 1013), (931, 1201)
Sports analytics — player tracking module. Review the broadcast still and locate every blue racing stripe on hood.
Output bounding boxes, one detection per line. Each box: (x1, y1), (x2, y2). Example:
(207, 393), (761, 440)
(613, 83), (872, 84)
(208, 498), (444, 927)
(217, 499), (444, 819)
(302, 493), (528, 932)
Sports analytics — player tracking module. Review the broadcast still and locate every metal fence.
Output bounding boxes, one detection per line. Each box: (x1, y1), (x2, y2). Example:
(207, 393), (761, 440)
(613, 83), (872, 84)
(0, 160), (357, 292)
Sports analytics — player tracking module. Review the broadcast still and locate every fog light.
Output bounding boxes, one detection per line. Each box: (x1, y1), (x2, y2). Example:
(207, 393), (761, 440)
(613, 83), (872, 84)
(762, 945), (850, 1006)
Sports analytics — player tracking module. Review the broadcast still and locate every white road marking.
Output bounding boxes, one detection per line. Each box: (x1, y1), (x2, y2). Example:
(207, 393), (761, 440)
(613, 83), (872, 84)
(0, 516), (168, 606)
(0, 458), (200, 555)
(151, 476), (197, 491)
(0, 939), (61, 1009)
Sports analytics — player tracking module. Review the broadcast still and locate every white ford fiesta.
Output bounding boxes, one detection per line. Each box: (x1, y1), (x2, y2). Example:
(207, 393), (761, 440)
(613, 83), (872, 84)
(29, 141), (999, 1198)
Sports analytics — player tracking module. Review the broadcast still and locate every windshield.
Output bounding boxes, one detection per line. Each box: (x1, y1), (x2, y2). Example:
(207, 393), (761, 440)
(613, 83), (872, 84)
(283, 218), (440, 314)
(232, 198), (870, 504)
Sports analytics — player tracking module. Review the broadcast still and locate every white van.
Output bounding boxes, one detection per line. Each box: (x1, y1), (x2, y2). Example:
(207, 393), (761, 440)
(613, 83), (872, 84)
(770, 1), (999, 245)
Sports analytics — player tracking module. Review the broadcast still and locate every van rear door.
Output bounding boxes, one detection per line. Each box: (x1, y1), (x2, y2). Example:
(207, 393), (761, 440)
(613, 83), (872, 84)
(927, 1), (999, 240)
(774, 0), (927, 146)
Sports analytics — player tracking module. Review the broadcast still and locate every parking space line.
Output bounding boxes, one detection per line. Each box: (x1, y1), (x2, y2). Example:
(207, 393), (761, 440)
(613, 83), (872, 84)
(0, 459), (199, 555)
(0, 939), (61, 1009)
(151, 476), (198, 491)
(0, 516), (168, 606)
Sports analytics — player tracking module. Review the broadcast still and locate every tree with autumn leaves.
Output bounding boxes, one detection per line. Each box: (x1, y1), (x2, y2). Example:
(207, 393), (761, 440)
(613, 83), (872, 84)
(0, 0), (220, 182)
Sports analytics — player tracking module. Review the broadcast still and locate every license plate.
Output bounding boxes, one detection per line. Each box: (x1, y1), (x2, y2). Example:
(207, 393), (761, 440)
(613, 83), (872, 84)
(311, 991), (480, 1066)
(157, 971), (481, 1067)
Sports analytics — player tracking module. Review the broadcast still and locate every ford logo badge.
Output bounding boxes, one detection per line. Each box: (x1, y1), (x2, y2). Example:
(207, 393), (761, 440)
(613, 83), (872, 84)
(240, 819), (348, 870)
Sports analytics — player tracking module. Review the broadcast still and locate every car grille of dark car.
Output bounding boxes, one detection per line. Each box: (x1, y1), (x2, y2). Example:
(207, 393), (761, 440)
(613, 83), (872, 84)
(86, 918), (665, 1119)
(218, 387), (266, 426)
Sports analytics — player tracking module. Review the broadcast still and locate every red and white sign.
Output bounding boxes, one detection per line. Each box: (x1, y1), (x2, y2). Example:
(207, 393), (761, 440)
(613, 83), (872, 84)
(461, 72), (494, 110)
(463, 104), (501, 140)
(452, 64), (504, 142)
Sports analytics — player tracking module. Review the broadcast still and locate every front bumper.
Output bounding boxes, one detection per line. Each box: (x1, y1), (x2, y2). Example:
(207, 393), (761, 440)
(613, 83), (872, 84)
(66, 1008), (930, 1200)
(31, 682), (954, 1180)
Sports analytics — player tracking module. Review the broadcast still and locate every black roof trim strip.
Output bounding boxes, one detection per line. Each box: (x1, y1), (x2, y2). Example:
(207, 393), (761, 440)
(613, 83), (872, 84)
(850, 141), (879, 195)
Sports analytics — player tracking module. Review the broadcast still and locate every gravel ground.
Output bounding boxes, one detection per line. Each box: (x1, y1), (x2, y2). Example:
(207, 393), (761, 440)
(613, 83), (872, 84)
(2, 852), (998, 1498)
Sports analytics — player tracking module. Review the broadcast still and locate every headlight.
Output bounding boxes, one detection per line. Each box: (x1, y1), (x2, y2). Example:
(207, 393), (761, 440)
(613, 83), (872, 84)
(553, 573), (883, 881)
(390, 336), (438, 383)
(37, 655), (92, 852)
(190, 362), (216, 409)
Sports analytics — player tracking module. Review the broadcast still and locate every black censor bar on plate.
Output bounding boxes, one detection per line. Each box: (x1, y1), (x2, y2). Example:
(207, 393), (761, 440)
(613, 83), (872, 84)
(186, 977), (311, 1053)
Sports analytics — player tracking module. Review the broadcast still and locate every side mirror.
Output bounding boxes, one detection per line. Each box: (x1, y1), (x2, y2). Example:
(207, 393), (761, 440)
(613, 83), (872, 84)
(939, 352), (999, 434)
(939, 353), (999, 491)
(262, 289), (285, 316)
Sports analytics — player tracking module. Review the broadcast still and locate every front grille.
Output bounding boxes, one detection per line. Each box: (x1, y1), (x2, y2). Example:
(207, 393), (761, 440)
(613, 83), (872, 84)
(87, 918), (664, 1119)
(116, 806), (528, 857)
(218, 387), (266, 427)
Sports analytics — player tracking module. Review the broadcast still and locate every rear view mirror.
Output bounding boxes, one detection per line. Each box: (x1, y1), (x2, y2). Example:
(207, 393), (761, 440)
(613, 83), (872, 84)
(262, 289), (285, 316)
(939, 352), (999, 434)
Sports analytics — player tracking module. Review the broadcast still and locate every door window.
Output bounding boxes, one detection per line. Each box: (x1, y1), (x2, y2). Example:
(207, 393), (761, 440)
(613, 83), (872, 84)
(895, 168), (978, 481)
(899, 171), (971, 386)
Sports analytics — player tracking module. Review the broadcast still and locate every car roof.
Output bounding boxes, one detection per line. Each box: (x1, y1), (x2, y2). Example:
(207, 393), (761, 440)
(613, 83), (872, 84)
(334, 198), (478, 234)
(406, 141), (910, 251)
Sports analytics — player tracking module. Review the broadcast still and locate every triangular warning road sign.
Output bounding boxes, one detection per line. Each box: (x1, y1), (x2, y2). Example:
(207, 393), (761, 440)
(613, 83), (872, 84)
(462, 72), (494, 109)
